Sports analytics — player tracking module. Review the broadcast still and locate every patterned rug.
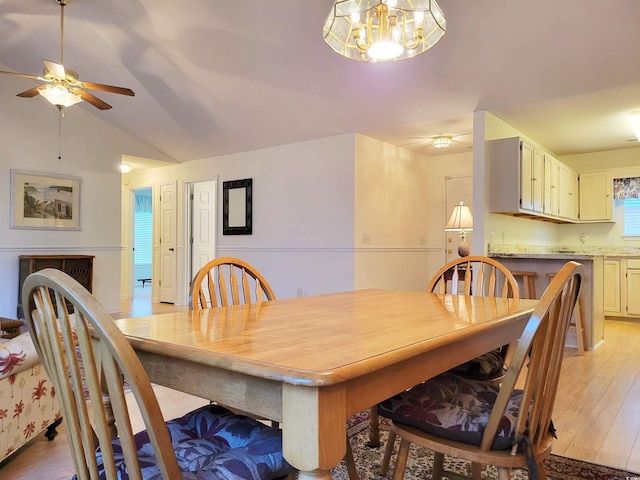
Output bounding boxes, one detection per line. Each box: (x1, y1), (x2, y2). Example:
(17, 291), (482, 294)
(332, 411), (640, 480)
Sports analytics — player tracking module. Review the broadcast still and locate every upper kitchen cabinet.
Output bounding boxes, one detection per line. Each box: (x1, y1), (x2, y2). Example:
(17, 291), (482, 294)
(489, 137), (544, 217)
(579, 170), (614, 222)
(558, 162), (579, 222)
(489, 137), (568, 223)
(489, 137), (613, 224)
(543, 154), (559, 217)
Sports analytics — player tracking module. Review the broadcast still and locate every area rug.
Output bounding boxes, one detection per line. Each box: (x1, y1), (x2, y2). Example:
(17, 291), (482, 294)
(332, 410), (640, 480)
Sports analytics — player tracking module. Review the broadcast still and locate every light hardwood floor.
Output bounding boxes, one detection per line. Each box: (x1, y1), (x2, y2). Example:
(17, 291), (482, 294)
(2, 291), (640, 478)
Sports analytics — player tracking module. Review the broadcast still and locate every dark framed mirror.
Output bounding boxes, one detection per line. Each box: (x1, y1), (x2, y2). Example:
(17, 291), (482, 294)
(223, 178), (252, 235)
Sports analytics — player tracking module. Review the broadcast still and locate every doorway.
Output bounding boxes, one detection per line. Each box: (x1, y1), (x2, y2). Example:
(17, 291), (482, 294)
(186, 179), (217, 291)
(132, 188), (153, 300)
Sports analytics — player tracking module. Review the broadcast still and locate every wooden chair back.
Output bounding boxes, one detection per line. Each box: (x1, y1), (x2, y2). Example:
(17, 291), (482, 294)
(189, 257), (276, 310)
(480, 260), (583, 453)
(427, 255), (519, 299)
(22, 268), (183, 480)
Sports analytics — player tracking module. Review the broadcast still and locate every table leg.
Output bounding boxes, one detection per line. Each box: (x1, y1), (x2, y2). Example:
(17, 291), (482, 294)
(282, 383), (346, 478)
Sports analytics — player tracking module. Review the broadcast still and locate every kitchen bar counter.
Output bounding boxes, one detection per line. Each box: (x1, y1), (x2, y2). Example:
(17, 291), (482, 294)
(489, 253), (604, 350)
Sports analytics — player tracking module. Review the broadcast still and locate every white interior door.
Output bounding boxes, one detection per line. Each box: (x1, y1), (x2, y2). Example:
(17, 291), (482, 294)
(445, 176), (473, 264)
(159, 182), (177, 303)
(190, 180), (217, 284)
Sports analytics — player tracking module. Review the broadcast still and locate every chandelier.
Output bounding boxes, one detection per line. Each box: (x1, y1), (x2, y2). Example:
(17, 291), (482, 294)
(323, 0), (446, 62)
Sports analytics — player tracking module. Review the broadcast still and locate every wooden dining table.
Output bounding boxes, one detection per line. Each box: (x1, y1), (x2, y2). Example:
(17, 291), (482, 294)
(114, 289), (536, 480)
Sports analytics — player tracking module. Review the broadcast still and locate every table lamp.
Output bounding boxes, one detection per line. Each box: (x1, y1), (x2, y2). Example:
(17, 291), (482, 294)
(444, 201), (473, 257)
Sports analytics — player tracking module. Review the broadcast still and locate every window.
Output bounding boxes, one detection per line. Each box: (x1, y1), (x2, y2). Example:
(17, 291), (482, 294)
(623, 198), (640, 236)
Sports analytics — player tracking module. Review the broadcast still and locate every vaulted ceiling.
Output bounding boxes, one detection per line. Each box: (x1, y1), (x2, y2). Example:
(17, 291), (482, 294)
(1, 0), (639, 164)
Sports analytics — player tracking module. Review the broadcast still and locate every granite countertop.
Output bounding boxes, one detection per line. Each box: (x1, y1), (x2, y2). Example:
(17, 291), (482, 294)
(489, 252), (598, 260)
(488, 244), (640, 258)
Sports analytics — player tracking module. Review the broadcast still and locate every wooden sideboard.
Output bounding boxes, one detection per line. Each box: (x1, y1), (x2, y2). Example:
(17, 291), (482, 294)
(17, 255), (94, 318)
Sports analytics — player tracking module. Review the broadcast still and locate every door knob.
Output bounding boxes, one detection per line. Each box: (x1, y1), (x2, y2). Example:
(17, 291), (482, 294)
(169, 248), (174, 251)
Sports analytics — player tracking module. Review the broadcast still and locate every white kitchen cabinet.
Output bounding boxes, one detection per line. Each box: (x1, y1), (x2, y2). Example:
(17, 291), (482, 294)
(543, 154), (559, 217)
(489, 137), (582, 223)
(520, 142), (544, 213)
(489, 137), (547, 218)
(603, 259), (621, 315)
(605, 258), (640, 318)
(579, 170), (614, 222)
(626, 259), (640, 316)
(558, 162), (578, 221)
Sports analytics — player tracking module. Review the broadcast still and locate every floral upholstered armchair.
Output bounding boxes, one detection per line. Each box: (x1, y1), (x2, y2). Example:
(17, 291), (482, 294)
(0, 318), (62, 463)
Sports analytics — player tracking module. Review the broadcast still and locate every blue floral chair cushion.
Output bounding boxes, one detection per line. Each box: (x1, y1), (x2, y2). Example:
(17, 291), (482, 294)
(449, 348), (505, 381)
(90, 405), (291, 480)
(378, 372), (522, 450)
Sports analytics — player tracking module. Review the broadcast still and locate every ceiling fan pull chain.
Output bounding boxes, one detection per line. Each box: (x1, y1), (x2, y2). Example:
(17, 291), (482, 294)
(58, 106), (63, 161)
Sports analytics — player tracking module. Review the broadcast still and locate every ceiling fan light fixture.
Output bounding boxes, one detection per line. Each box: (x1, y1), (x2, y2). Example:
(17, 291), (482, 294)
(629, 111), (640, 142)
(323, 0), (446, 62)
(432, 135), (452, 148)
(38, 84), (82, 107)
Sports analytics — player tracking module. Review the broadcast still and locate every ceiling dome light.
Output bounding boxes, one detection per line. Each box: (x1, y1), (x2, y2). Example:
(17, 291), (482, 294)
(432, 136), (452, 148)
(323, 0), (446, 62)
(120, 164), (132, 173)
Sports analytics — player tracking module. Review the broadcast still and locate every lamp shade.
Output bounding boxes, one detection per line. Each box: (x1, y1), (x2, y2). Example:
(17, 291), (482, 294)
(444, 201), (473, 231)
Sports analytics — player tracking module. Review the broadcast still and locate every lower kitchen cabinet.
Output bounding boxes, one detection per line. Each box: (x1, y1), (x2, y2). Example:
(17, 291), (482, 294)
(605, 258), (640, 318)
(604, 259), (621, 314)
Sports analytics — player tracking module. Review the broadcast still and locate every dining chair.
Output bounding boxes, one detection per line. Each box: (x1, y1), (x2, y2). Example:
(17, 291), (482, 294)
(427, 256), (520, 382)
(190, 258), (360, 480)
(378, 260), (583, 480)
(189, 256), (276, 310)
(367, 256), (520, 449)
(22, 268), (294, 480)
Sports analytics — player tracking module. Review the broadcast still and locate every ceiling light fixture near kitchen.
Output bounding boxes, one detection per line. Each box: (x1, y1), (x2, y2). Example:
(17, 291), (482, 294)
(120, 164), (132, 173)
(323, 0), (446, 62)
(629, 111), (640, 142)
(432, 135), (452, 148)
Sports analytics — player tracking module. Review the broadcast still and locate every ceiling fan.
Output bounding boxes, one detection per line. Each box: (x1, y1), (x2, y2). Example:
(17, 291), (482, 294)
(0, 0), (134, 111)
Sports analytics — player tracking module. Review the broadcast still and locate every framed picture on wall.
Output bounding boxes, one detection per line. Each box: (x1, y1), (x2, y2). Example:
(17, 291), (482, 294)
(10, 170), (82, 230)
(223, 178), (252, 235)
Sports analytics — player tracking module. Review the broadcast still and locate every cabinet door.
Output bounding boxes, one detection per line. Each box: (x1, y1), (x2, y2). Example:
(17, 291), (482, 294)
(627, 269), (640, 316)
(603, 260), (621, 314)
(532, 149), (544, 213)
(559, 163), (578, 221)
(543, 154), (559, 217)
(520, 141), (534, 212)
(579, 170), (613, 222)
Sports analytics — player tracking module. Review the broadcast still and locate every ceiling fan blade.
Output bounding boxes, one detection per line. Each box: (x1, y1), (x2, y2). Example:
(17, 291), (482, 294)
(0, 70), (47, 81)
(43, 60), (66, 78)
(70, 88), (112, 110)
(17, 85), (47, 98)
(79, 81), (135, 97)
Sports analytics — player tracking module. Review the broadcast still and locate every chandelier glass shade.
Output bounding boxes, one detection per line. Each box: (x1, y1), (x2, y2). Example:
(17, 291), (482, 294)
(323, 0), (446, 62)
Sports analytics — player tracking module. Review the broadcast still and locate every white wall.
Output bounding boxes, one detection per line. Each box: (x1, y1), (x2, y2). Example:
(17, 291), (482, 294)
(122, 134), (357, 304)
(354, 134), (472, 290)
(0, 71), (170, 318)
(122, 133), (472, 305)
